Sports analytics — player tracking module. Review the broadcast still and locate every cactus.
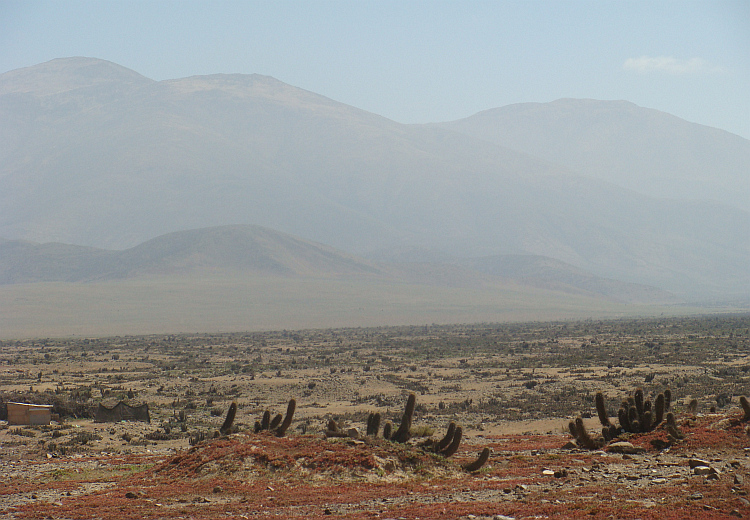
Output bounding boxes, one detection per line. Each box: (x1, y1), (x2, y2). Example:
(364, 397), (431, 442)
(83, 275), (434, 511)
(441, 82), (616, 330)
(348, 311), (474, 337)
(275, 398), (296, 437)
(569, 417), (604, 450)
(740, 396), (750, 421)
(463, 447), (491, 472)
(571, 387), (674, 449)
(366, 412), (381, 437)
(654, 393), (666, 427)
(440, 425), (463, 457)
(269, 413), (283, 430)
(618, 406), (631, 432)
(219, 401), (236, 436)
(382, 422), (393, 440)
(434, 422), (457, 453)
(391, 393), (416, 443)
(595, 392), (611, 427)
(634, 388), (645, 424)
(253, 399), (295, 436)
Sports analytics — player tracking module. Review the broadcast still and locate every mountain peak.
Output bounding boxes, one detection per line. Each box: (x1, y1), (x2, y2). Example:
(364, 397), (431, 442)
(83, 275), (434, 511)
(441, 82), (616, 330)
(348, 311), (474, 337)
(0, 57), (154, 96)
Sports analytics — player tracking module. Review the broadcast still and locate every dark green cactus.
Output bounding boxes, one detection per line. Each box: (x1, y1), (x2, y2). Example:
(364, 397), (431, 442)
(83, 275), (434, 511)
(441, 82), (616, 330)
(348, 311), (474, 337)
(275, 398), (295, 437)
(366, 412), (381, 437)
(595, 392), (611, 427)
(382, 422), (393, 440)
(440, 425), (463, 457)
(435, 422), (457, 453)
(269, 413), (283, 430)
(391, 393), (416, 443)
(261, 410), (271, 430)
(572, 387), (673, 448)
(219, 401), (237, 436)
(463, 447), (491, 472)
(654, 393), (666, 426)
(741, 396), (750, 421)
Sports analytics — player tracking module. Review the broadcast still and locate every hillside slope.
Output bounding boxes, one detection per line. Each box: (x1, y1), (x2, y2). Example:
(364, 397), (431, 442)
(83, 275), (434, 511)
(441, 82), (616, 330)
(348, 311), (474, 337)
(437, 98), (750, 210)
(1, 58), (748, 300)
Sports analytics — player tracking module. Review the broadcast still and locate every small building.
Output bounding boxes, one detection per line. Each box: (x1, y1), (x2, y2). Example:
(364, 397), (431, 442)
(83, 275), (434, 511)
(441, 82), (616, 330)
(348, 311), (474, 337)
(7, 402), (54, 425)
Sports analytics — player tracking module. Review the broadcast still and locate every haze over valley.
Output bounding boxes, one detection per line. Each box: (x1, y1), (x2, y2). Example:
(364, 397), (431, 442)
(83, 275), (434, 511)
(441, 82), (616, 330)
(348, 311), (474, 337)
(1, 57), (748, 336)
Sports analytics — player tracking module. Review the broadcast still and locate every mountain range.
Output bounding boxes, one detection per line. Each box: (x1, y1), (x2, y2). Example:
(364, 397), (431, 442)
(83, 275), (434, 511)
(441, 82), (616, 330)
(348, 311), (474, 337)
(1, 57), (748, 335)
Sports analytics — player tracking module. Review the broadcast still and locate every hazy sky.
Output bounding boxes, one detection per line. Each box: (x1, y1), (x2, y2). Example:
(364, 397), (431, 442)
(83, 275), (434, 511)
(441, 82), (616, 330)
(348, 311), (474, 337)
(2, 0), (749, 138)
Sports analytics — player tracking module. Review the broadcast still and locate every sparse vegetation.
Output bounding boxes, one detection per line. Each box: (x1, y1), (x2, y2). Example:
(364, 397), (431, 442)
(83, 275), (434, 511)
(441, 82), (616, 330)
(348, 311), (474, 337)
(1, 315), (750, 518)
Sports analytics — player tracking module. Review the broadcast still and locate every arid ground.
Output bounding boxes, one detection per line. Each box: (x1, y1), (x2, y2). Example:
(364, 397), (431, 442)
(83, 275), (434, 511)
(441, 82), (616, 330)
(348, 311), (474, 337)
(2, 314), (750, 519)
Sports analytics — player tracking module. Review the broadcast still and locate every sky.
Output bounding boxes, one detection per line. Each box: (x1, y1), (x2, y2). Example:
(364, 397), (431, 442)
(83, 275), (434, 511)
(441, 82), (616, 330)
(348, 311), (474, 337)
(1, 0), (749, 138)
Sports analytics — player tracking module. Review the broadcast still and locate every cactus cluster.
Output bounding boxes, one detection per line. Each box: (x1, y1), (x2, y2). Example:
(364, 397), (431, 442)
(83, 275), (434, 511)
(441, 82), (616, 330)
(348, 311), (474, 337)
(569, 388), (672, 449)
(363, 393), (490, 472)
(614, 388), (670, 434)
(254, 398), (296, 437)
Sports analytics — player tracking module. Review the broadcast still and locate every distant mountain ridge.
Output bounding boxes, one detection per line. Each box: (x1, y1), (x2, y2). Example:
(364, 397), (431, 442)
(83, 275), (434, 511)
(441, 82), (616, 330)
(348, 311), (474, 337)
(0, 225), (383, 283)
(1, 57), (748, 302)
(436, 99), (750, 210)
(0, 225), (676, 305)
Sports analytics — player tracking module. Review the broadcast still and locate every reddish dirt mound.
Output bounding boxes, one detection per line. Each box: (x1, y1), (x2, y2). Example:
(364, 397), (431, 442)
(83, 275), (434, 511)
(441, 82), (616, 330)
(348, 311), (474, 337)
(5, 415), (750, 520)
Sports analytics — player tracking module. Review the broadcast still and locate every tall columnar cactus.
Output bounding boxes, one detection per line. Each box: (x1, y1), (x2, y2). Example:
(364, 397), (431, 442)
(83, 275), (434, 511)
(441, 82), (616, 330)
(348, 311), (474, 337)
(595, 392), (611, 427)
(219, 401), (237, 436)
(275, 398), (295, 437)
(440, 425), (463, 457)
(391, 393), (416, 443)
(366, 412), (381, 437)
(654, 393), (666, 426)
(269, 413), (283, 430)
(253, 399), (296, 436)
(434, 422), (457, 453)
(261, 410), (271, 430)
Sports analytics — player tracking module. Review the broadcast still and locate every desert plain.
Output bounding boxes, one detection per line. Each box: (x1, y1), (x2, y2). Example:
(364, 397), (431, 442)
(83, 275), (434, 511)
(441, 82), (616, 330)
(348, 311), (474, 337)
(2, 314), (750, 519)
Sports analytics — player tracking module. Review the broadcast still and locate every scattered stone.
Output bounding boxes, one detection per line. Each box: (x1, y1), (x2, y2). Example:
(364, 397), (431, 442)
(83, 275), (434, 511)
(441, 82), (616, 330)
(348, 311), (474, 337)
(542, 469), (555, 476)
(607, 442), (645, 455)
(694, 466), (713, 475)
(554, 469), (568, 478)
(125, 492), (139, 499)
(213, 485), (223, 493)
(688, 493), (704, 500)
(735, 475), (745, 486)
(689, 458), (711, 469)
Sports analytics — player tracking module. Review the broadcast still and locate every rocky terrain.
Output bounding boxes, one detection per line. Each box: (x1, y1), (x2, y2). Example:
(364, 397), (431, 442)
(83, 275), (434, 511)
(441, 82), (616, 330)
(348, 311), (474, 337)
(2, 314), (750, 519)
